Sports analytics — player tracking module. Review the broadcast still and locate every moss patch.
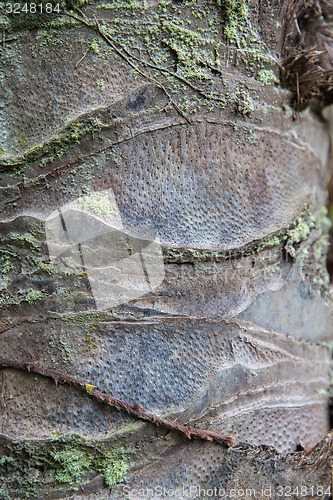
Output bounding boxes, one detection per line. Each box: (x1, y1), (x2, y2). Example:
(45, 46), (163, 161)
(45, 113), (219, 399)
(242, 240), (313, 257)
(0, 434), (134, 498)
(0, 116), (103, 176)
(59, 311), (108, 334)
(23, 288), (43, 305)
(216, 0), (247, 40)
(233, 87), (255, 115)
(0, 0), (280, 177)
(257, 69), (279, 85)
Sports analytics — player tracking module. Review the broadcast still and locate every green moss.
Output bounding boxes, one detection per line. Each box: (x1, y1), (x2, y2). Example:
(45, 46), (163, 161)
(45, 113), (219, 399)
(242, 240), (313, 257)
(216, 0), (247, 40)
(234, 88), (255, 115)
(96, 447), (130, 486)
(257, 69), (279, 85)
(46, 312), (111, 359)
(0, 255), (14, 278)
(0, 223), (56, 308)
(60, 311), (108, 334)
(50, 326), (73, 357)
(313, 234), (330, 260)
(5, 232), (43, 252)
(0, 435), (134, 498)
(214, 0), (275, 73)
(85, 331), (99, 349)
(0, 239), (46, 308)
(32, 260), (55, 276)
(0, 457), (15, 466)
(50, 449), (92, 483)
(23, 289), (43, 305)
(1, 116), (103, 176)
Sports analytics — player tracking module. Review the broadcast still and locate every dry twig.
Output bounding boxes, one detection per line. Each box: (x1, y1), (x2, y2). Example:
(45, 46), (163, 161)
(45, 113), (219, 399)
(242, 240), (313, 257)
(280, 0), (333, 109)
(63, 12), (192, 124)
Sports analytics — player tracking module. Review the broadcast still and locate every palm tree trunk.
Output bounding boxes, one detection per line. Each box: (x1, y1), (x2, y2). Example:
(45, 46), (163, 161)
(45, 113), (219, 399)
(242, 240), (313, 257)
(0, 0), (332, 498)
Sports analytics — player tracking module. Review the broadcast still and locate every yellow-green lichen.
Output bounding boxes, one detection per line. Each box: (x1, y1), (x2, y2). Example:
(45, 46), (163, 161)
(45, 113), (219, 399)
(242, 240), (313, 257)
(48, 327), (77, 363)
(77, 191), (116, 221)
(296, 206), (332, 298)
(90, 39), (101, 54)
(60, 311), (108, 334)
(282, 208), (317, 258)
(257, 69), (279, 86)
(254, 206), (326, 258)
(96, 78), (106, 91)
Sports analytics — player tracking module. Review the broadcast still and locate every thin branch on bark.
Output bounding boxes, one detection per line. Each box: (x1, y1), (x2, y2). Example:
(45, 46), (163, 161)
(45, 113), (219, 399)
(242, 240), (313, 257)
(62, 12), (192, 124)
(0, 357), (235, 448)
(62, 10), (228, 110)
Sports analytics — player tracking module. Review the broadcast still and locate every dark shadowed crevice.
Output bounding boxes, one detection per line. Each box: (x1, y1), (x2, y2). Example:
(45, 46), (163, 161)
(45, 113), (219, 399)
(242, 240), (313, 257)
(280, 0), (333, 111)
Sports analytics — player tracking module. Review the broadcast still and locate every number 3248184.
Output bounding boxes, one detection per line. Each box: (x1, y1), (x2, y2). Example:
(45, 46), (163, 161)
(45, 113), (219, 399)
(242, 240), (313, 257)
(5, 3), (60, 14)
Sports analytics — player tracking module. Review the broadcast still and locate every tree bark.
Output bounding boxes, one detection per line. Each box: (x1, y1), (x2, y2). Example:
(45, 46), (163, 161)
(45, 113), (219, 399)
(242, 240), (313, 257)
(0, 0), (332, 498)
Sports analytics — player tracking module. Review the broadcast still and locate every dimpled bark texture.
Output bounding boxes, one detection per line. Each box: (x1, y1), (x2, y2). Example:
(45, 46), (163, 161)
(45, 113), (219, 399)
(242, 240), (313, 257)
(0, 0), (332, 499)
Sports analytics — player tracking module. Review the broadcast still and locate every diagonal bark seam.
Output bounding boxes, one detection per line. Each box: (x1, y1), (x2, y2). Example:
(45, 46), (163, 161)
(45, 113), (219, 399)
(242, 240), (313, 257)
(0, 357), (235, 448)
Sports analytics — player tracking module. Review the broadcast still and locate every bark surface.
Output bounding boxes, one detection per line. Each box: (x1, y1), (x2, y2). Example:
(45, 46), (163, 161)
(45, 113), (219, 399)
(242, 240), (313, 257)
(0, 0), (332, 498)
